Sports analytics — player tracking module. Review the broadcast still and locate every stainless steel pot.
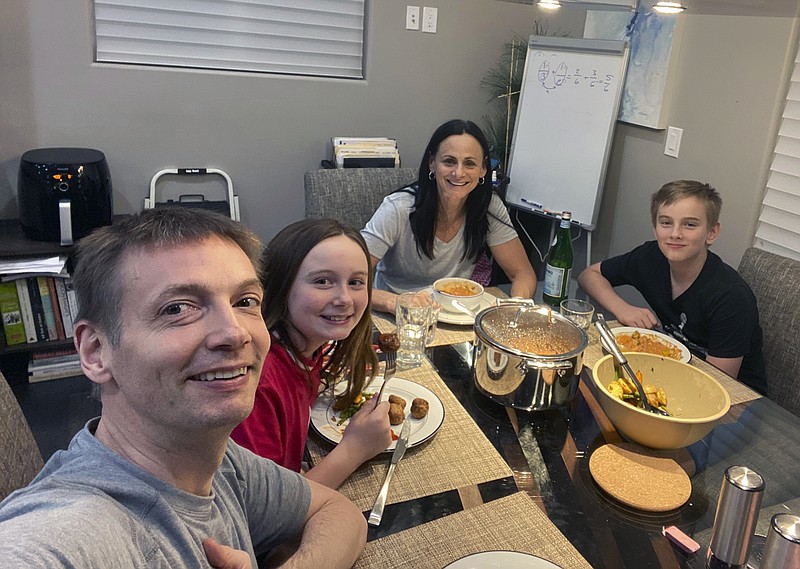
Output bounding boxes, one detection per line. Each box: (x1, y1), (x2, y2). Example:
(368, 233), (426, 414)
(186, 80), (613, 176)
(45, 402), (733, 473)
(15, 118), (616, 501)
(473, 302), (588, 411)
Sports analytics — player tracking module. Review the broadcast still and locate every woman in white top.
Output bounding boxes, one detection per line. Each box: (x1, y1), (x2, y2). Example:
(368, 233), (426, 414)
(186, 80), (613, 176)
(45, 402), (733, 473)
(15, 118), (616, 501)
(362, 119), (536, 313)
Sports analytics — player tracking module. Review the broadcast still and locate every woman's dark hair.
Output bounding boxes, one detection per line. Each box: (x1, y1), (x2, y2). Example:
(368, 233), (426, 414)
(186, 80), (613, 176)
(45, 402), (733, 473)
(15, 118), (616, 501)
(408, 119), (494, 262)
(261, 218), (378, 408)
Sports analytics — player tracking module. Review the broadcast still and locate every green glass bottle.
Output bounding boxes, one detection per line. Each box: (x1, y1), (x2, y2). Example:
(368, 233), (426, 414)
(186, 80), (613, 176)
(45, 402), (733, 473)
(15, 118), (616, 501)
(542, 211), (574, 307)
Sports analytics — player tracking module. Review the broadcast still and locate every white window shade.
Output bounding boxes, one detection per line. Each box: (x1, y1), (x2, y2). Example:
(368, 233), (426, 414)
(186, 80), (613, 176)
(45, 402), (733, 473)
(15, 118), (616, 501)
(755, 49), (800, 261)
(93, 0), (365, 79)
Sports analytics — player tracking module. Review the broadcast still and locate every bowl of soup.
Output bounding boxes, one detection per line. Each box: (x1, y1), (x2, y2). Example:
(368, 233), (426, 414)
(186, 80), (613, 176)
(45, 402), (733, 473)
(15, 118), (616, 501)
(432, 277), (484, 313)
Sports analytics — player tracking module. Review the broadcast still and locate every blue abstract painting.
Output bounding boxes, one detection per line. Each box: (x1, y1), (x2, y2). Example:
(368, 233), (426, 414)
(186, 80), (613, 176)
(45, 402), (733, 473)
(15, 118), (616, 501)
(585, 4), (682, 129)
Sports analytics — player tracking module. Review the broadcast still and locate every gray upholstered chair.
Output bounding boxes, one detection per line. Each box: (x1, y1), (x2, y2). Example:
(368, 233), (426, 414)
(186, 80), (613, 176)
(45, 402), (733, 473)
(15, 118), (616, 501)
(0, 370), (44, 500)
(737, 247), (800, 417)
(304, 167), (418, 230)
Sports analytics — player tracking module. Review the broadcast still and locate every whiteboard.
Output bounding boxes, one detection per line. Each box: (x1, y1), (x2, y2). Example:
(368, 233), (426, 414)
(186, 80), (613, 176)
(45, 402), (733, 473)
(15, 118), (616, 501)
(505, 36), (629, 230)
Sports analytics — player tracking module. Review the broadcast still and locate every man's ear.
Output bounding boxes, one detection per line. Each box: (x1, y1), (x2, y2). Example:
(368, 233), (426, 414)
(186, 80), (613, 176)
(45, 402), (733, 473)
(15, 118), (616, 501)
(706, 222), (721, 246)
(74, 320), (114, 385)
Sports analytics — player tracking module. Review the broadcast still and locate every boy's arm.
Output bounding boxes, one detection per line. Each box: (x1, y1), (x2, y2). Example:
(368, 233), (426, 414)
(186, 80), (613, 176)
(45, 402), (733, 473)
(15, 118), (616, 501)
(705, 355), (743, 379)
(578, 263), (660, 328)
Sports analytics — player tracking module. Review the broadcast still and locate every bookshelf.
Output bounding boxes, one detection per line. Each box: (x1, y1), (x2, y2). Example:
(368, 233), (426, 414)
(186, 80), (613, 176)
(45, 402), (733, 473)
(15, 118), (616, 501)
(0, 219), (77, 359)
(0, 217), (123, 382)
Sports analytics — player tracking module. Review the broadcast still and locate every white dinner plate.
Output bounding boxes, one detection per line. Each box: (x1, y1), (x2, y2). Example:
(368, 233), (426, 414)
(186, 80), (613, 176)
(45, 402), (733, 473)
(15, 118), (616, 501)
(429, 289), (497, 326)
(611, 326), (691, 363)
(443, 551), (562, 569)
(309, 377), (444, 452)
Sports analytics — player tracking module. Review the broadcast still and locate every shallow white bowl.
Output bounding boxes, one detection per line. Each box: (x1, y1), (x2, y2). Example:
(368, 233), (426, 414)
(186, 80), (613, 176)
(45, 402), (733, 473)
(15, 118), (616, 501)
(432, 277), (484, 313)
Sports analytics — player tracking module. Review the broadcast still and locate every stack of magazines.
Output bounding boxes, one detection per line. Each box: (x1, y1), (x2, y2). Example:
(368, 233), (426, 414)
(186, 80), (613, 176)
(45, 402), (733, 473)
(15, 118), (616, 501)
(332, 137), (400, 168)
(27, 348), (82, 383)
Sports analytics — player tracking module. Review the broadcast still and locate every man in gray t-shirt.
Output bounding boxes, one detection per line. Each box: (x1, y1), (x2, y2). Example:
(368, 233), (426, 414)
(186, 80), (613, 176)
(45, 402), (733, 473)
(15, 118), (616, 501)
(0, 209), (367, 568)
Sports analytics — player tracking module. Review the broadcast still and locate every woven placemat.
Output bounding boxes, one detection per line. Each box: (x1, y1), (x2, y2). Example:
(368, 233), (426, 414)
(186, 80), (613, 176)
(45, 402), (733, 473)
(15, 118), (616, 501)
(307, 358), (513, 512)
(354, 491), (592, 569)
(581, 324), (761, 406)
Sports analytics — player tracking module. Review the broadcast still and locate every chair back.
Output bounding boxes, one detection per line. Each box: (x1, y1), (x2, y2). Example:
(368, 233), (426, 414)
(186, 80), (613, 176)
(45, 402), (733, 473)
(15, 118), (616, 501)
(738, 247), (800, 416)
(0, 371), (44, 500)
(304, 168), (418, 230)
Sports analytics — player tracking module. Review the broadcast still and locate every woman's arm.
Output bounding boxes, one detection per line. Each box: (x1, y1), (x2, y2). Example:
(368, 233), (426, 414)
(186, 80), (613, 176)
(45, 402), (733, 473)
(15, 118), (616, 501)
(369, 255), (399, 314)
(490, 238), (537, 299)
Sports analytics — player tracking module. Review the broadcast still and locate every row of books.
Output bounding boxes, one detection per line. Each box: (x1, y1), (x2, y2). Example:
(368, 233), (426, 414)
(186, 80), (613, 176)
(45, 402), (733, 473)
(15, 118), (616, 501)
(0, 276), (78, 347)
(27, 347), (82, 383)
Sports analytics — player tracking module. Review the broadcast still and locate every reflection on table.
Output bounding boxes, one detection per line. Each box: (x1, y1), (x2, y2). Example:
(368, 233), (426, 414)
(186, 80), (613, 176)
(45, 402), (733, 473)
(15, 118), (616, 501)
(308, 306), (800, 569)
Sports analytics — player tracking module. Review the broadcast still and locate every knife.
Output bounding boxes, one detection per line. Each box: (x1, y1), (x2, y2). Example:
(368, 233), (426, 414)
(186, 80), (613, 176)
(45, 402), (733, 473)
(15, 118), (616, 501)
(368, 418), (412, 526)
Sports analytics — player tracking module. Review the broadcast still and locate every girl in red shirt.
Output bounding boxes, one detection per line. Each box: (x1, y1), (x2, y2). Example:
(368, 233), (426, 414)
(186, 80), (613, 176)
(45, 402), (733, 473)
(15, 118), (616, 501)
(232, 218), (392, 489)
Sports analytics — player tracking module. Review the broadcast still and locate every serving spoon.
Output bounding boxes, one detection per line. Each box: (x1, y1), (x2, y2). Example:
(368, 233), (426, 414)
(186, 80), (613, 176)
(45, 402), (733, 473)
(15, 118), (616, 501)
(595, 315), (670, 416)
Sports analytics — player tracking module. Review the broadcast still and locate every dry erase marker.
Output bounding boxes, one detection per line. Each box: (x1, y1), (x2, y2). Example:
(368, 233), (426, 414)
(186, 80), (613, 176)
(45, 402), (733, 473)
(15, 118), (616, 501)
(521, 198), (544, 209)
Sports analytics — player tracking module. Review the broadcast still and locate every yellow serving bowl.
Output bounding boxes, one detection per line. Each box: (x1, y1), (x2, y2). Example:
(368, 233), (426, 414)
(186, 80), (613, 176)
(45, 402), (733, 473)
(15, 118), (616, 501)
(591, 353), (731, 449)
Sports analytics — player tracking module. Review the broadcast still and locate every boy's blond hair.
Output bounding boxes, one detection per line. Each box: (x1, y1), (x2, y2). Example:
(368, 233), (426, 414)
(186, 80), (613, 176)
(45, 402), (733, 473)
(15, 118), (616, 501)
(650, 180), (722, 227)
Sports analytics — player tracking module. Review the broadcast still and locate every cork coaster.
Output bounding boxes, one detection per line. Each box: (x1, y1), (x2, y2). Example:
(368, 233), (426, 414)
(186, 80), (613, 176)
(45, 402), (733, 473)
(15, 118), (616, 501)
(589, 443), (691, 512)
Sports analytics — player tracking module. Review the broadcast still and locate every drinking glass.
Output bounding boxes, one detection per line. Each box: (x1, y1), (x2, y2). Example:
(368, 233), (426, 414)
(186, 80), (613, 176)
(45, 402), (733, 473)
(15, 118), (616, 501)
(396, 292), (432, 369)
(560, 298), (595, 330)
(426, 303), (441, 347)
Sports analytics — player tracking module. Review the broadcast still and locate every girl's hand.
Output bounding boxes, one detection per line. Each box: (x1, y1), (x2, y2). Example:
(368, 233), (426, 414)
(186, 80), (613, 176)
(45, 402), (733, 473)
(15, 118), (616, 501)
(340, 396), (393, 463)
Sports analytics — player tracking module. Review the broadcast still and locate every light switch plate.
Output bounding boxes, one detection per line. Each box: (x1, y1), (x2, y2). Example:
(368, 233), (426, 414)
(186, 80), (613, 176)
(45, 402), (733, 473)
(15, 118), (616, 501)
(422, 7), (438, 33)
(406, 6), (420, 30)
(664, 126), (683, 158)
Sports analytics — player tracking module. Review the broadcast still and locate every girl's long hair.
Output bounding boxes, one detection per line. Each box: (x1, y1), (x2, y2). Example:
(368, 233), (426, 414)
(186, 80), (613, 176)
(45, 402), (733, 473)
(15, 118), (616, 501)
(261, 218), (378, 408)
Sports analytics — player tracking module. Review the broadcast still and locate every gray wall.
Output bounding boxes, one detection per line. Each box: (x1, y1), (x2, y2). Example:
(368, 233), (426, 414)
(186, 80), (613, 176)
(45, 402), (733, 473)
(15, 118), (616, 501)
(1, 0), (797, 269)
(0, 0), (577, 243)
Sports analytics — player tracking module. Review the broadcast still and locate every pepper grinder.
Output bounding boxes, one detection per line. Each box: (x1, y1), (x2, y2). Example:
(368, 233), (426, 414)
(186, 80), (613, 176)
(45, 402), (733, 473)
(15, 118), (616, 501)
(706, 465), (765, 569)
(760, 513), (800, 568)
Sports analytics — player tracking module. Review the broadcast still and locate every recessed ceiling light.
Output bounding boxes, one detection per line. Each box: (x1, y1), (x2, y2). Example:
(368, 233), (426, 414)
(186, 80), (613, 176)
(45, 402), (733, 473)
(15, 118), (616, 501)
(653, 1), (686, 13)
(538, 0), (561, 10)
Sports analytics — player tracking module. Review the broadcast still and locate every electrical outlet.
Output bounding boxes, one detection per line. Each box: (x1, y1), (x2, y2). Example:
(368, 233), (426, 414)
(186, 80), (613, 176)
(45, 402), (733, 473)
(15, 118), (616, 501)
(664, 126), (683, 158)
(422, 6), (438, 33)
(406, 6), (419, 30)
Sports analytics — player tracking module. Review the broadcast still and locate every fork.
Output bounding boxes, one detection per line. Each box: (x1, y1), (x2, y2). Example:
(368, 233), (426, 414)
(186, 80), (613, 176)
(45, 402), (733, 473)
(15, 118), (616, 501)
(374, 349), (397, 403)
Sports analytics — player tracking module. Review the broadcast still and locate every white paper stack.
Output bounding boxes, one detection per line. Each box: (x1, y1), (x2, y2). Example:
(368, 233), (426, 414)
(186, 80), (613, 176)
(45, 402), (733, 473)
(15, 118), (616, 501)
(332, 137), (400, 168)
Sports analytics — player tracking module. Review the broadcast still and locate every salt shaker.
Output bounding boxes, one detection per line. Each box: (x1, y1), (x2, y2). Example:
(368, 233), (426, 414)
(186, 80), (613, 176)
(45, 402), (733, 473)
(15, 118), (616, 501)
(760, 513), (800, 568)
(706, 465), (765, 568)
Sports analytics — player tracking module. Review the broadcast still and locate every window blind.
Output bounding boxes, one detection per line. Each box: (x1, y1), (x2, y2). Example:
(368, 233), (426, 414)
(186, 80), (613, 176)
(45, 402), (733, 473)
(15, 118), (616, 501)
(754, 41), (800, 261)
(93, 0), (365, 79)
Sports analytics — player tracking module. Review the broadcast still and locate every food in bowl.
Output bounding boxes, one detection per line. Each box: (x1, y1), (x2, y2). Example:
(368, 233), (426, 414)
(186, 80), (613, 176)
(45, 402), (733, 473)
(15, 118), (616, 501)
(432, 277), (484, 313)
(591, 353), (730, 449)
(438, 281), (480, 296)
(616, 330), (682, 360)
(606, 368), (669, 414)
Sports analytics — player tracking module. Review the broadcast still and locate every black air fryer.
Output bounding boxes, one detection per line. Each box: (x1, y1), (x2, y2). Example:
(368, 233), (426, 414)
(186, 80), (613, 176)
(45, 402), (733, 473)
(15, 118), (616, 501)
(18, 148), (113, 245)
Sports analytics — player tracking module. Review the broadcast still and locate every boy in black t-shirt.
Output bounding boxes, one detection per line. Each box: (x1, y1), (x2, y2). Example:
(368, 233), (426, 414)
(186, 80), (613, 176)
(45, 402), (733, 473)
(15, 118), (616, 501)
(578, 180), (766, 394)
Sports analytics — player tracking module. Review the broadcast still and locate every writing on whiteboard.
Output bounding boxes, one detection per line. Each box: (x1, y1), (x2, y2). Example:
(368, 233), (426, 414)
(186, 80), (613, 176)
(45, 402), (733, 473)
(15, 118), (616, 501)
(533, 52), (616, 93)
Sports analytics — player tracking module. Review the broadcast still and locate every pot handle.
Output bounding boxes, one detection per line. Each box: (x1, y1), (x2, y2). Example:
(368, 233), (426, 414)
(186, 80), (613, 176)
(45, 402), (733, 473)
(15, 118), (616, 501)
(520, 359), (573, 371)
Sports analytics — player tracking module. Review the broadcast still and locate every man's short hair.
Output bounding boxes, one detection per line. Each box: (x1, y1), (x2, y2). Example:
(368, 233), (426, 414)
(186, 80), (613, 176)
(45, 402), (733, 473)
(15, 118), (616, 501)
(71, 208), (263, 345)
(650, 180), (722, 227)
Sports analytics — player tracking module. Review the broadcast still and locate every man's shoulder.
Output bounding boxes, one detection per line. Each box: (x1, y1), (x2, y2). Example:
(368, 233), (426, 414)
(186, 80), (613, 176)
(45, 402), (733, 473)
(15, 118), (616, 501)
(0, 484), (147, 566)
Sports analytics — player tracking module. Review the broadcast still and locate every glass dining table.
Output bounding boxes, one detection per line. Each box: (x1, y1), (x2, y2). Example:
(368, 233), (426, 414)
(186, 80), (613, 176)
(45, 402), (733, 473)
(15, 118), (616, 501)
(308, 297), (800, 569)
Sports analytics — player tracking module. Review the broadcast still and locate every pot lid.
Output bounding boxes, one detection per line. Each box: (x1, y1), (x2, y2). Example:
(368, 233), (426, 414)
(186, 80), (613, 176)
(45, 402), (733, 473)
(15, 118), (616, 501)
(475, 304), (588, 358)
